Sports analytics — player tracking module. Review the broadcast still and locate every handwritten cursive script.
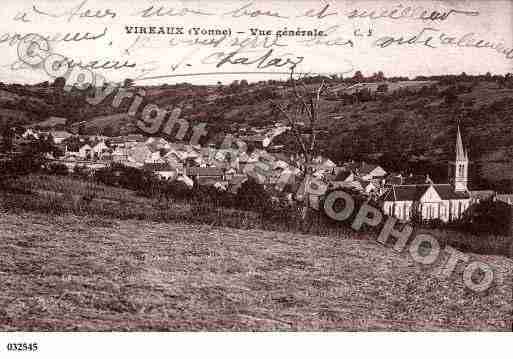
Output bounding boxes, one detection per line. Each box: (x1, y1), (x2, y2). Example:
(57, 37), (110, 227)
(32, 0), (116, 22)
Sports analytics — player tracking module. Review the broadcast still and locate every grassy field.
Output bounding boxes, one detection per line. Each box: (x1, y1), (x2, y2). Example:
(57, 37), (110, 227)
(3, 174), (511, 257)
(0, 211), (511, 331)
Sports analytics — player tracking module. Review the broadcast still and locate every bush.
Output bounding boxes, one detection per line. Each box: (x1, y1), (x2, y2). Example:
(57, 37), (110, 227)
(461, 200), (512, 235)
(94, 163), (159, 194)
(45, 163), (69, 176)
(234, 177), (273, 212)
(0, 152), (44, 180)
(72, 165), (91, 179)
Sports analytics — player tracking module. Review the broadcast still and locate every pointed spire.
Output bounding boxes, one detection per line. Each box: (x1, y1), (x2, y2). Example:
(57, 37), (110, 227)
(455, 124), (466, 161)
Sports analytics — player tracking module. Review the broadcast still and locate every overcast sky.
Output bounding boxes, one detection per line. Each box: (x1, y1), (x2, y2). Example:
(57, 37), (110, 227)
(0, 0), (512, 85)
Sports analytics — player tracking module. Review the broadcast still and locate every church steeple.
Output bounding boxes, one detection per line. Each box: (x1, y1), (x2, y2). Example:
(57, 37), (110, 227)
(455, 124), (468, 162)
(453, 125), (469, 192)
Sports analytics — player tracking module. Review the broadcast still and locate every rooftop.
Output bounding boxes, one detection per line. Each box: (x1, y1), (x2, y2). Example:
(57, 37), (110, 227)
(383, 184), (470, 202)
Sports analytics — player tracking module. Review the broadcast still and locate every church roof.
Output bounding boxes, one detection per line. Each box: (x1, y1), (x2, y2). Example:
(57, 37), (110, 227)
(434, 184), (470, 200)
(383, 184), (429, 202)
(455, 125), (468, 161)
(383, 184), (470, 202)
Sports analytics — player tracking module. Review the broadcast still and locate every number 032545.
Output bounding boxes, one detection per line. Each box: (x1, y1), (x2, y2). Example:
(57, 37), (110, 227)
(6, 343), (39, 351)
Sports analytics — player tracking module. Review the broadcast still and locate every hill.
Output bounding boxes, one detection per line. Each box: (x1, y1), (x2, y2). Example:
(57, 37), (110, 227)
(0, 211), (511, 331)
(1, 76), (513, 191)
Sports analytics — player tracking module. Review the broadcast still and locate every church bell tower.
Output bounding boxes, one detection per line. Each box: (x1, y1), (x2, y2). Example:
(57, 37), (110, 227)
(452, 125), (469, 192)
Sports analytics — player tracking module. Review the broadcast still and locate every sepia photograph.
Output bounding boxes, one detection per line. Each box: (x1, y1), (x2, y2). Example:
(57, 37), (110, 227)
(0, 0), (512, 356)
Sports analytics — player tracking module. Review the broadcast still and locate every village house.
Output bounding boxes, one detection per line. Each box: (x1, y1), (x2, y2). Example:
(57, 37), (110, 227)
(227, 174), (248, 194)
(358, 163), (387, 181)
(110, 135), (146, 149)
(359, 180), (377, 194)
(50, 130), (73, 144)
(327, 170), (354, 188)
(143, 163), (177, 180)
(239, 134), (267, 150)
(382, 126), (472, 223)
(186, 167), (225, 186)
(21, 128), (40, 139)
(146, 137), (171, 150)
(496, 194), (513, 206)
(403, 174), (433, 185)
(91, 140), (109, 160)
(224, 168), (237, 181)
(128, 143), (153, 164)
(112, 147), (129, 162)
(65, 143), (93, 160)
(146, 149), (162, 163)
(385, 173), (404, 186)
(164, 151), (185, 168)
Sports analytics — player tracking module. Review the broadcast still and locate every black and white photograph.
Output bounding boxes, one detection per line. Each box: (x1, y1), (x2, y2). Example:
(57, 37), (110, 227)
(0, 0), (512, 356)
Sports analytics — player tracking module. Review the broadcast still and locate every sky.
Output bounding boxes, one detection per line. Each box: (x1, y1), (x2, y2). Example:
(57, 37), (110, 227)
(0, 0), (512, 85)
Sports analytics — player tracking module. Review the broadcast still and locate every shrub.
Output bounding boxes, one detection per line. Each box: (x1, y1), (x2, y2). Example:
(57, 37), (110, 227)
(0, 153), (43, 178)
(461, 199), (512, 235)
(45, 163), (69, 176)
(94, 163), (159, 194)
(234, 177), (273, 212)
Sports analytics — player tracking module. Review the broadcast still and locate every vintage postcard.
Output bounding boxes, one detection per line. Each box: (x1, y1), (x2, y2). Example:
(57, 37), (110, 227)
(0, 0), (512, 350)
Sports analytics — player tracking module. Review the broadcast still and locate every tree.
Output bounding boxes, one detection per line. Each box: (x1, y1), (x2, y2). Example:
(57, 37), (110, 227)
(123, 78), (134, 88)
(229, 80), (239, 92)
(271, 69), (328, 220)
(353, 70), (364, 82)
(103, 125), (115, 137)
(53, 77), (66, 90)
(375, 71), (385, 82)
(0, 125), (15, 153)
(377, 83), (388, 93)
(78, 123), (87, 135)
(442, 87), (459, 105)
(272, 69), (326, 166)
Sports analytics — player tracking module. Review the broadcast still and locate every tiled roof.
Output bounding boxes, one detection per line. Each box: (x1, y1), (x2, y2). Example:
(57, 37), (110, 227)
(359, 163), (380, 175)
(142, 163), (175, 172)
(186, 167), (224, 177)
(358, 180), (372, 188)
(343, 162), (360, 173)
(403, 175), (430, 185)
(240, 135), (266, 142)
(434, 184), (470, 200)
(386, 175), (403, 186)
(50, 131), (73, 138)
(333, 170), (352, 182)
(384, 184), (470, 202)
(384, 185), (428, 201)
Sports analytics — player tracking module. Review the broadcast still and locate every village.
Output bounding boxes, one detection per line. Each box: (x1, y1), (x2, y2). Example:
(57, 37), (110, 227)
(8, 121), (513, 225)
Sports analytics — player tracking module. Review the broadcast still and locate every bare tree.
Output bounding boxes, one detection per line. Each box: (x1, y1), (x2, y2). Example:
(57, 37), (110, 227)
(271, 69), (326, 170)
(271, 69), (327, 220)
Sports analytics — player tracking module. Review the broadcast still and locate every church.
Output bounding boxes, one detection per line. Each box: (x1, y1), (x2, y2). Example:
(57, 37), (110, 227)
(382, 126), (471, 222)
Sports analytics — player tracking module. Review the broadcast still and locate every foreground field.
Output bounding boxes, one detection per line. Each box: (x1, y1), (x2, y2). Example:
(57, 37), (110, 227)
(0, 211), (511, 331)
